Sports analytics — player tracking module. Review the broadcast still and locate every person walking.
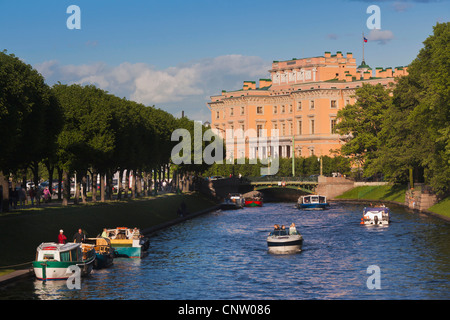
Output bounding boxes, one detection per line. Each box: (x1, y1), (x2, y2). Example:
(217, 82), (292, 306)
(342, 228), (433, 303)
(29, 187), (36, 206)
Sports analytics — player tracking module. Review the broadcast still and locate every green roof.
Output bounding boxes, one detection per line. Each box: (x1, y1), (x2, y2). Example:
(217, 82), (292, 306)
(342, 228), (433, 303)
(357, 60), (371, 69)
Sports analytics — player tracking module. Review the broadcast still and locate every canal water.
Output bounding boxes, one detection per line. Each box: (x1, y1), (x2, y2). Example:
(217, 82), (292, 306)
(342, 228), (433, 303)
(1, 202), (449, 300)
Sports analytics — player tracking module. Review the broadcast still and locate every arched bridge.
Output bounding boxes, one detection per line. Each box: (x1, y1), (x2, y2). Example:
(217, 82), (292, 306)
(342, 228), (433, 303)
(247, 177), (318, 194)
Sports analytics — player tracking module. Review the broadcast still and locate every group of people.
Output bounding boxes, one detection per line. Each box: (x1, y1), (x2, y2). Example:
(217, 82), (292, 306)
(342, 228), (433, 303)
(57, 228), (86, 244)
(4, 185), (52, 210)
(272, 223), (298, 235)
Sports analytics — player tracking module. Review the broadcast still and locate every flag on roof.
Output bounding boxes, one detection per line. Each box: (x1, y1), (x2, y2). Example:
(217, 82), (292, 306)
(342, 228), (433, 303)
(364, 37), (368, 43)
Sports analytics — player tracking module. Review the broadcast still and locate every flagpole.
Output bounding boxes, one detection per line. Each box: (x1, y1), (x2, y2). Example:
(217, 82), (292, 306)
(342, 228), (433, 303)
(362, 32), (365, 62)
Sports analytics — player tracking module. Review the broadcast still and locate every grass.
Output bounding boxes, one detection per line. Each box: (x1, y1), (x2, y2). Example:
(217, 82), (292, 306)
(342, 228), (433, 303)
(0, 192), (217, 271)
(428, 196), (450, 218)
(335, 185), (407, 203)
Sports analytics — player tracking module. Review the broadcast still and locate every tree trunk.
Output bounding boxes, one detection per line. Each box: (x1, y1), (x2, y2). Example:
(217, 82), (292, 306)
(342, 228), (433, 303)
(131, 170), (136, 199)
(0, 173), (9, 213)
(74, 173), (80, 205)
(57, 168), (63, 200)
(100, 173), (106, 202)
(106, 170), (112, 201)
(124, 170), (129, 199)
(118, 169), (124, 200)
(91, 170), (97, 203)
(62, 170), (70, 206)
(81, 173), (87, 204)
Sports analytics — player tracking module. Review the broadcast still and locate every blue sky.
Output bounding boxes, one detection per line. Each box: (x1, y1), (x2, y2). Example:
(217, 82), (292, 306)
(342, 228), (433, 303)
(0, 0), (448, 121)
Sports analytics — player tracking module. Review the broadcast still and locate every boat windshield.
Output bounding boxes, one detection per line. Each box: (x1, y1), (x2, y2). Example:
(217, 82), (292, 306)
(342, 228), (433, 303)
(271, 230), (289, 236)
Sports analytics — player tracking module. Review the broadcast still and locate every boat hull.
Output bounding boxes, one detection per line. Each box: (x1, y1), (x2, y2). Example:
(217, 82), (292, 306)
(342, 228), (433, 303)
(94, 253), (114, 269)
(267, 235), (303, 254)
(112, 245), (143, 258)
(245, 200), (263, 207)
(298, 203), (328, 210)
(111, 238), (149, 258)
(32, 259), (95, 281)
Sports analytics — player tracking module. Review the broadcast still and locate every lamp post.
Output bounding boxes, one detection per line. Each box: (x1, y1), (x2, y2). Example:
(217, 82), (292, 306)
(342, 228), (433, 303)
(292, 135), (295, 177)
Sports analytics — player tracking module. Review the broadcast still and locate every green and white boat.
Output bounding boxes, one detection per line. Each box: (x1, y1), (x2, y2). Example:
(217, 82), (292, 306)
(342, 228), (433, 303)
(32, 242), (96, 281)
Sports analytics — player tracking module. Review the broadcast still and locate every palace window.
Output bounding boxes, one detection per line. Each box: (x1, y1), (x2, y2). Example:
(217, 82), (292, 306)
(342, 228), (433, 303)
(331, 119), (337, 133)
(297, 101), (302, 111)
(257, 106), (263, 114)
(257, 124), (263, 137)
(273, 105), (277, 114)
(297, 120), (302, 135)
(216, 111), (220, 119)
(310, 119), (315, 134)
(281, 105), (285, 113)
(241, 107), (245, 115)
(230, 108), (234, 116)
(310, 100), (315, 109)
(331, 100), (337, 108)
(289, 104), (293, 113)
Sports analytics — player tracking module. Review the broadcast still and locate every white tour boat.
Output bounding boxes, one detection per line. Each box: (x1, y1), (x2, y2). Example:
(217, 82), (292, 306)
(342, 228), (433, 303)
(32, 242), (96, 281)
(361, 206), (390, 225)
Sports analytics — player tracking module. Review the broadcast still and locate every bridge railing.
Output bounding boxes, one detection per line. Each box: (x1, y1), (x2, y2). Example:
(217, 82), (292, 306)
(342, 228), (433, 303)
(245, 175), (319, 183)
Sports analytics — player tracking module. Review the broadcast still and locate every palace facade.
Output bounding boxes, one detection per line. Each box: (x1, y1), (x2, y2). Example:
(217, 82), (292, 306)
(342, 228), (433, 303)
(208, 51), (408, 160)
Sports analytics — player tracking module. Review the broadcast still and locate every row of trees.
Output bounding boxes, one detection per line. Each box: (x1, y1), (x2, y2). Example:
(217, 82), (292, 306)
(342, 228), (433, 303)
(0, 50), (215, 211)
(336, 22), (449, 196)
(202, 156), (352, 178)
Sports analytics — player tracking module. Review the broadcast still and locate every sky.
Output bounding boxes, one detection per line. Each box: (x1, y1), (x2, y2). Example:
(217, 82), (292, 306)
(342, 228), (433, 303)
(0, 0), (448, 122)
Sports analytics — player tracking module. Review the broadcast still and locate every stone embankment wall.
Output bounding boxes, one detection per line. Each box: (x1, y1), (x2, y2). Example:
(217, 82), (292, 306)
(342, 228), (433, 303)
(405, 185), (438, 211)
(316, 176), (356, 199)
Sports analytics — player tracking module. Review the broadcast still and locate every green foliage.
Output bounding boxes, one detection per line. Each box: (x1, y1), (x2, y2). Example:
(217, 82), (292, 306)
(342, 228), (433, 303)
(336, 82), (393, 170)
(336, 22), (450, 195)
(201, 156), (351, 178)
(0, 51), (62, 174)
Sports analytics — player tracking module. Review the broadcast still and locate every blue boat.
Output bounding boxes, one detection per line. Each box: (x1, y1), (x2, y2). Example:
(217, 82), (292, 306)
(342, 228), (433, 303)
(84, 237), (115, 269)
(297, 195), (329, 210)
(103, 228), (149, 258)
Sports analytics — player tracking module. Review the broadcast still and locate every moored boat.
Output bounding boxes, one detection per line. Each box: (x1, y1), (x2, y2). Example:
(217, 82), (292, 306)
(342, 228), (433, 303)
(267, 225), (303, 254)
(220, 193), (245, 210)
(297, 194), (329, 210)
(244, 191), (263, 207)
(361, 206), (390, 225)
(102, 227), (149, 258)
(84, 237), (115, 269)
(32, 242), (96, 281)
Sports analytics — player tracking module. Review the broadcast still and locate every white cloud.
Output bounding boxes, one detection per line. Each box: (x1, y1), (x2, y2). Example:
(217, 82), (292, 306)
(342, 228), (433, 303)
(367, 29), (395, 44)
(35, 55), (270, 111)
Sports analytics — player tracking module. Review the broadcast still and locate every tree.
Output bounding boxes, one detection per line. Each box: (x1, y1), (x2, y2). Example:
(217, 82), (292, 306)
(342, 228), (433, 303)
(0, 50), (62, 211)
(374, 22), (450, 194)
(335, 83), (393, 175)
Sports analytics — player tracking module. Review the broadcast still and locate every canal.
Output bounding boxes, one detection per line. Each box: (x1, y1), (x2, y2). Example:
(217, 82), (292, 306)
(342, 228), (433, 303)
(1, 202), (449, 300)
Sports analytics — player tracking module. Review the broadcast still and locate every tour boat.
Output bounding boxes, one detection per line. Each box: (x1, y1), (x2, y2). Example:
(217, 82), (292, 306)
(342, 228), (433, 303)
(244, 191), (263, 207)
(102, 227), (149, 258)
(297, 195), (329, 210)
(229, 193), (245, 208)
(267, 228), (303, 254)
(361, 206), (390, 225)
(32, 242), (96, 281)
(220, 193), (245, 210)
(84, 237), (115, 269)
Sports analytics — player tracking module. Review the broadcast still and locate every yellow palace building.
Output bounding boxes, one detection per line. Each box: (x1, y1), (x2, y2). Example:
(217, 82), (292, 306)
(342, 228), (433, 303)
(208, 51), (408, 161)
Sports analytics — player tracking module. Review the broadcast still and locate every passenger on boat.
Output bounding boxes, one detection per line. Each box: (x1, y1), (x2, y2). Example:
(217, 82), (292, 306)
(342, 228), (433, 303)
(101, 228), (108, 238)
(73, 228), (85, 243)
(289, 223), (297, 235)
(58, 229), (67, 244)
